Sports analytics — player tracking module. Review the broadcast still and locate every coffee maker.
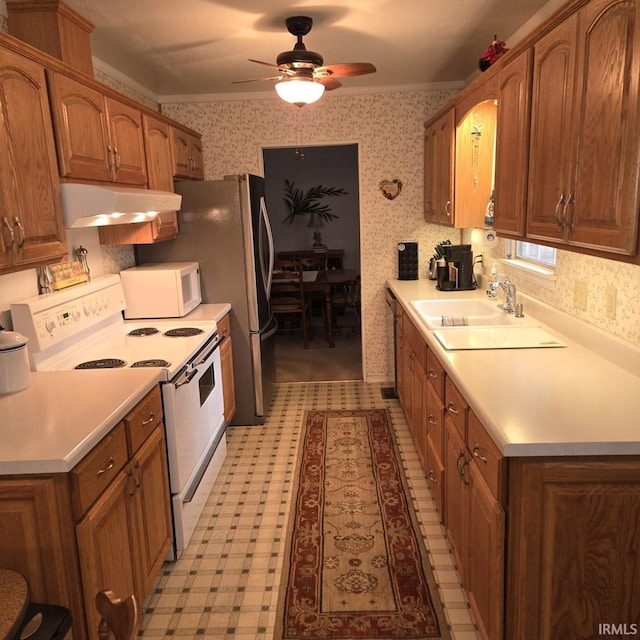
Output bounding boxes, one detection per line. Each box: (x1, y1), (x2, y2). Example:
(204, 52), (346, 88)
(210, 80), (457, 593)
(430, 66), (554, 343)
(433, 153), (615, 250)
(436, 244), (476, 291)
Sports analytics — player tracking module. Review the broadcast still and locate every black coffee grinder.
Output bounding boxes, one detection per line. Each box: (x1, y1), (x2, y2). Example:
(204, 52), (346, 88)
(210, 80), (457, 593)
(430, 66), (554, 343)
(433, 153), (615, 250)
(436, 244), (476, 291)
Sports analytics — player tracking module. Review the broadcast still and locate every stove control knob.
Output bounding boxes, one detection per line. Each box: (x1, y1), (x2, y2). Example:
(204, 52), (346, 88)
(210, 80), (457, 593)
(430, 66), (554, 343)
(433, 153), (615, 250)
(45, 319), (56, 334)
(72, 309), (81, 321)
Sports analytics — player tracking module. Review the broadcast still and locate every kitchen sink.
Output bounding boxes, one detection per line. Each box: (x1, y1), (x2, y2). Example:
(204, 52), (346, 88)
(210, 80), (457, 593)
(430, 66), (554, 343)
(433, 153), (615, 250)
(433, 325), (567, 350)
(410, 298), (531, 329)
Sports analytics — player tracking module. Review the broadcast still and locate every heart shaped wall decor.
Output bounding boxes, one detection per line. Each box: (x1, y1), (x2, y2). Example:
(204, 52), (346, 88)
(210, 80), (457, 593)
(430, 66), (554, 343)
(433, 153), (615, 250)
(379, 179), (402, 200)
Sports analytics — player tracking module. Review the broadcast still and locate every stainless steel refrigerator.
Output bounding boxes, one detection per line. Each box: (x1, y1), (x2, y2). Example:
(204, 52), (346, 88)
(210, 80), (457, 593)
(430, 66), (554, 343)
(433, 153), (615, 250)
(136, 174), (276, 425)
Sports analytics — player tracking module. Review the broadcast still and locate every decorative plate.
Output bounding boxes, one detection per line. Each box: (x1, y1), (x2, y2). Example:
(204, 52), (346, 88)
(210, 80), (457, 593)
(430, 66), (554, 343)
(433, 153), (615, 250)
(379, 179), (402, 200)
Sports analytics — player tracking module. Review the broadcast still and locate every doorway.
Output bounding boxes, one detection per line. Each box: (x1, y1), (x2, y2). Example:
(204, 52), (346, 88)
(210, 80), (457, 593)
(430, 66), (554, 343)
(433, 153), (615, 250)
(262, 144), (362, 382)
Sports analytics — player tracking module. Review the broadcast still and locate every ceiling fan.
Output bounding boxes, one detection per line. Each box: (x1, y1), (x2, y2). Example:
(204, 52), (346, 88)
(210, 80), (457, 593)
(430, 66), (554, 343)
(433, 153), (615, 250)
(234, 16), (376, 106)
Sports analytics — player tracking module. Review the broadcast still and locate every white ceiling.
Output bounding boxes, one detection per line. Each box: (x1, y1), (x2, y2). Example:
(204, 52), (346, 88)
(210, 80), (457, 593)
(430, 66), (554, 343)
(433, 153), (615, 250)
(12, 0), (558, 98)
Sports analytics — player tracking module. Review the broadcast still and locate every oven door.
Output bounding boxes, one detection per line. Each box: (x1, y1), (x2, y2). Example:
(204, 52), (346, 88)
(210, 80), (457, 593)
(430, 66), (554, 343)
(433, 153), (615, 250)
(162, 332), (225, 494)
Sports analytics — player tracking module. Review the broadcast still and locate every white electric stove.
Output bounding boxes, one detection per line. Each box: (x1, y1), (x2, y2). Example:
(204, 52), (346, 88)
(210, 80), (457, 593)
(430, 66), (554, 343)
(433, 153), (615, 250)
(11, 275), (227, 558)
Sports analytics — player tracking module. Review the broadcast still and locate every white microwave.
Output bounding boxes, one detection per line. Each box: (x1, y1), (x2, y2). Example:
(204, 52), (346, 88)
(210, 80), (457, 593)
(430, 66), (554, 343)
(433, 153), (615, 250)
(120, 262), (202, 318)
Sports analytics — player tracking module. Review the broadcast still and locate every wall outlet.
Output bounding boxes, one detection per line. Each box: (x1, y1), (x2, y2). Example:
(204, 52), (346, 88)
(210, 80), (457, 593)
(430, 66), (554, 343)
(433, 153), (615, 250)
(605, 285), (617, 319)
(574, 280), (588, 311)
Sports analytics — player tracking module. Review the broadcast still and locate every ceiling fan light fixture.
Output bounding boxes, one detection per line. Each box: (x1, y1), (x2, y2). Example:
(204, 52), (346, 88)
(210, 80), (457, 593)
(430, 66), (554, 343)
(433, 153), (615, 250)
(275, 78), (325, 107)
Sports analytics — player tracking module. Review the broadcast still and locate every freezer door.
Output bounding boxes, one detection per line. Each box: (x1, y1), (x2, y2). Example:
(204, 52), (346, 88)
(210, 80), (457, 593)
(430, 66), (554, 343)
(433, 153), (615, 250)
(251, 314), (277, 422)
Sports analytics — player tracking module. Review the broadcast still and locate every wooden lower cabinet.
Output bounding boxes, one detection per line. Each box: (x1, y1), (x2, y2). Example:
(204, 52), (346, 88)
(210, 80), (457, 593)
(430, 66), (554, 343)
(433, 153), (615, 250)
(505, 457), (640, 640)
(394, 304), (640, 639)
(218, 313), (236, 423)
(0, 387), (172, 640)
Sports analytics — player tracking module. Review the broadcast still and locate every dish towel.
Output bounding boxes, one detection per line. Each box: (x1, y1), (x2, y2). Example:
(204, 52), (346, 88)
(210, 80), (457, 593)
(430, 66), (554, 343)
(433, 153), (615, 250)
(441, 315), (468, 327)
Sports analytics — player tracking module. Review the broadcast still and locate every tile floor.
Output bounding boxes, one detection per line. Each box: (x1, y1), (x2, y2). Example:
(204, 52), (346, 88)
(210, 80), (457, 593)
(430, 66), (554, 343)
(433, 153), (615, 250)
(140, 381), (480, 639)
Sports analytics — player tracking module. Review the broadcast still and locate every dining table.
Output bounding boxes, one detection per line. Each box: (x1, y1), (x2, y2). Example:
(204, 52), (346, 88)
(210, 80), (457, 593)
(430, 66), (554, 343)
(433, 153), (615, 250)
(300, 268), (360, 348)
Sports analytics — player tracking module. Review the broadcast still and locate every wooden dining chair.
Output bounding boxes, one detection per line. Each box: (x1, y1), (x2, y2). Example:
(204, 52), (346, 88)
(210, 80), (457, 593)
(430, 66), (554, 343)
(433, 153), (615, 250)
(96, 590), (138, 640)
(271, 259), (312, 348)
(331, 275), (361, 336)
(297, 255), (330, 339)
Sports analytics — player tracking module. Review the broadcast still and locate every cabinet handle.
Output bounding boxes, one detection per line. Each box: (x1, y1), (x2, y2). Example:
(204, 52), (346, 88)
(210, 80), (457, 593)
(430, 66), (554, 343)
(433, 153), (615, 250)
(141, 412), (155, 426)
(554, 193), (566, 228)
(456, 451), (470, 484)
(126, 468), (136, 496)
(113, 147), (121, 174)
(445, 200), (451, 217)
(133, 461), (142, 488)
(428, 415), (437, 426)
(472, 444), (488, 464)
(96, 456), (115, 477)
(13, 217), (25, 248)
(2, 217), (15, 252)
(427, 470), (438, 484)
(427, 370), (437, 380)
(562, 193), (575, 229)
(446, 402), (459, 415)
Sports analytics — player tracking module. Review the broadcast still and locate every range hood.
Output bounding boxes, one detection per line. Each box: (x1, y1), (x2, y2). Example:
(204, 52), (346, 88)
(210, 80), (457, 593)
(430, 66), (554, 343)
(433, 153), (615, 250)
(60, 183), (182, 228)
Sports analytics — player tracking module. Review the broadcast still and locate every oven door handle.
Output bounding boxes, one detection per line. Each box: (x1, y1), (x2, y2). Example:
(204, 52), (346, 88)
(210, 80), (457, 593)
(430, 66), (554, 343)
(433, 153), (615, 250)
(174, 366), (199, 389)
(191, 333), (225, 367)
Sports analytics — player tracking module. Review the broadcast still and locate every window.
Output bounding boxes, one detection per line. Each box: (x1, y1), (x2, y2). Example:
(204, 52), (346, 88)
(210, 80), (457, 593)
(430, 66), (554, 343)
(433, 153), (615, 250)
(507, 240), (556, 267)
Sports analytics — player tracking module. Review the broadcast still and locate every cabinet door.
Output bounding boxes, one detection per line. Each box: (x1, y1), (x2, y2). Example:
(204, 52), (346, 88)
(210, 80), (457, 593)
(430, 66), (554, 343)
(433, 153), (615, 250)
(424, 433), (445, 520)
(435, 110), (455, 226)
(444, 418), (468, 580)
(0, 476), (85, 638)
(467, 462), (505, 640)
(568, 0), (639, 254)
(0, 50), (67, 271)
(423, 123), (438, 222)
(76, 471), (137, 639)
(527, 14), (578, 243)
(172, 127), (204, 179)
(221, 335), (236, 423)
(410, 352), (427, 471)
(105, 96), (147, 186)
(47, 71), (113, 182)
(127, 427), (173, 601)
(494, 50), (532, 236)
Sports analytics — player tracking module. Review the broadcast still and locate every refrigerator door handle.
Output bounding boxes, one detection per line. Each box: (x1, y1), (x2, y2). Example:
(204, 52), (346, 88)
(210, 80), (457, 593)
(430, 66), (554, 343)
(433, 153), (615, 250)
(260, 196), (275, 297)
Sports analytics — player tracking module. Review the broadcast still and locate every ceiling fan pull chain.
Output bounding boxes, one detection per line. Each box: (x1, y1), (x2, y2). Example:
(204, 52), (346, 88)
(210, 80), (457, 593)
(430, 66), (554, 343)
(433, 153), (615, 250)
(295, 109), (305, 162)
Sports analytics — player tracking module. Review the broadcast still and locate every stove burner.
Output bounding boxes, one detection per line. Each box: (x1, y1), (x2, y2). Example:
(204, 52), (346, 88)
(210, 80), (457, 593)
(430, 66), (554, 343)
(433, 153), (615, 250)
(164, 327), (205, 337)
(75, 358), (127, 370)
(131, 359), (172, 368)
(128, 327), (159, 337)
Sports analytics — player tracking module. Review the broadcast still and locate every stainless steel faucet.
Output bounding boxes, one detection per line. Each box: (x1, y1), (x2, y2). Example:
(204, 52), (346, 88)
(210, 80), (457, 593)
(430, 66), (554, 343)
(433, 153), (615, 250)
(486, 273), (517, 313)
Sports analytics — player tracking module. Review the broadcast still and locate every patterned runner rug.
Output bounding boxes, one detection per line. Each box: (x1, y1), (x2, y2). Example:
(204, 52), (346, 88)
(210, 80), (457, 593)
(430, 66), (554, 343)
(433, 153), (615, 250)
(275, 409), (451, 639)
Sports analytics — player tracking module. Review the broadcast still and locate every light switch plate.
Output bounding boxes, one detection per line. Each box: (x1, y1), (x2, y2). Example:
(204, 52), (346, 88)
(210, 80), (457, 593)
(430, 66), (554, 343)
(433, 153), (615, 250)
(574, 280), (588, 311)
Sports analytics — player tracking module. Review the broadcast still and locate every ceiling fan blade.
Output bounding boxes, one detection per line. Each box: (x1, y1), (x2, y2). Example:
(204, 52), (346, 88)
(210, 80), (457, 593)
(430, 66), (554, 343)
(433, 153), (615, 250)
(248, 59), (283, 70)
(316, 62), (376, 78)
(232, 76), (284, 85)
(316, 76), (342, 91)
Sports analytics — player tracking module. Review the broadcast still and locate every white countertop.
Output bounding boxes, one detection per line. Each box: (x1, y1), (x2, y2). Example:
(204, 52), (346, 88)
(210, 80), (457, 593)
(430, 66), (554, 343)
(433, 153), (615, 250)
(387, 279), (640, 457)
(184, 303), (231, 323)
(0, 369), (162, 475)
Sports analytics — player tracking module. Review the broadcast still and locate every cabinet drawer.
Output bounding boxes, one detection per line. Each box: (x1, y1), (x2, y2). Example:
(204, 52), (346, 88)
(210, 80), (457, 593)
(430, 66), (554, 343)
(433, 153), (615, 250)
(70, 423), (128, 520)
(217, 313), (231, 339)
(403, 314), (426, 370)
(426, 348), (445, 400)
(445, 377), (468, 440)
(425, 383), (444, 461)
(468, 410), (504, 502)
(125, 387), (163, 456)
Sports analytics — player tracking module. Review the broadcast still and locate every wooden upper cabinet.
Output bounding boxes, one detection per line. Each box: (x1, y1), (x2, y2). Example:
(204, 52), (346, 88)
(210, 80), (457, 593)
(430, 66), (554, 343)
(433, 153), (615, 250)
(47, 71), (147, 185)
(527, 0), (639, 255)
(0, 47), (67, 274)
(423, 109), (455, 226)
(98, 114), (178, 245)
(494, 50), (532, 236)
(569, 0), (639, 254)
(171, 126), (204, 180)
